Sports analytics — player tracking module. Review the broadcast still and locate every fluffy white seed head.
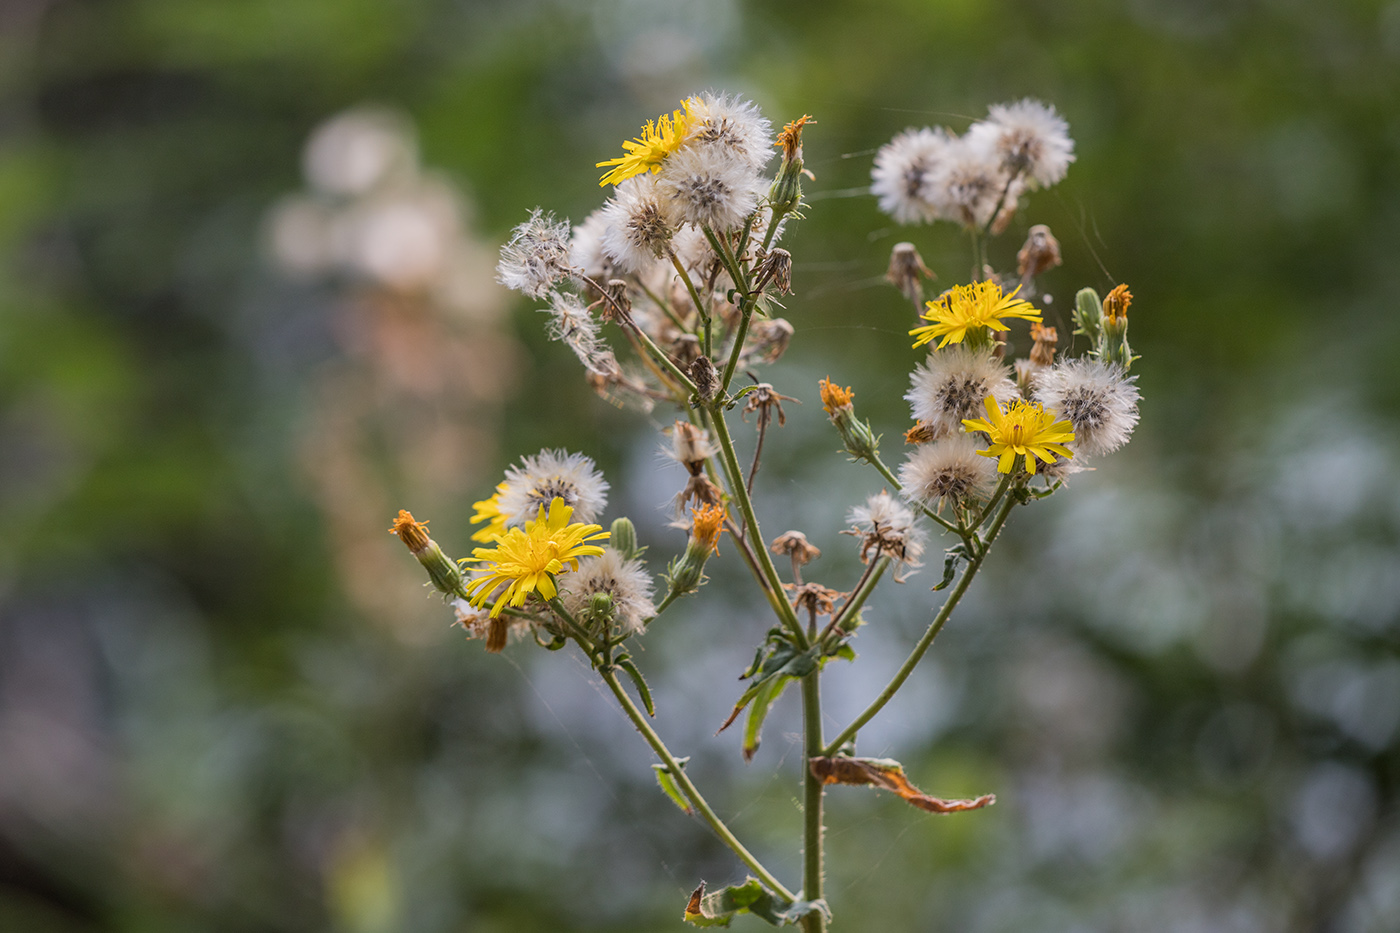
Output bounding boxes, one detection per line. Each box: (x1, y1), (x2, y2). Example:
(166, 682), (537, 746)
(545, 291), (614, 376)
(847, 491), (926, 573)
(1034, 358), (1140, 457)
(930, 136), (1019, 229)
(655, 146), (764, 232)
(685, 92), (774, 173)
(496, 208), (573, 297)
(871, 127), (953, 225)
(898, 435), (998, 511)
(966, 99), (1075, 189)
(907, 345), (1018, 434)
(570, 208), (621, 284)
(599, 174), (676, 274)
(559, 547), (656, 637)
(498, 449), (610, 527)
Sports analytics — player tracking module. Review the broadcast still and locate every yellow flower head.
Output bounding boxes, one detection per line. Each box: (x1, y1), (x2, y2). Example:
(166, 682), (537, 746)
(465, 497), (609, 617)
(596, 102), (695, 187)
(910, 281), (1042, 349)
(690, 503), (726, 555)
(819, 377), (854, 415)
(470, 482), (510, 543)
(962, 396), (1075, 475)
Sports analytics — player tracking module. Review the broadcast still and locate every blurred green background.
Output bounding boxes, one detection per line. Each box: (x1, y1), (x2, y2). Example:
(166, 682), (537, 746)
(3, 0), (1399, 930)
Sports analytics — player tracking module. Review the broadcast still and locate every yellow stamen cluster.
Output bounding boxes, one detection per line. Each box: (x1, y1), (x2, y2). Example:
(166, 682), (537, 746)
(910, 281), (1042, 349)
(465, 497), (608, 617)
(1103, 283), (1132, 323)
(691, 503), (726, 555)
(962, 396), (1075, 475)
(596, 102), (694, 187)
(776, 114), (815, 163)
(470, 482), (510, 543)
(819, 377), (854, 415)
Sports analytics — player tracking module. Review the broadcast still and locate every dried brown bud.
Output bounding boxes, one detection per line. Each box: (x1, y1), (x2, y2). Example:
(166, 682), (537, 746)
(1017, 224), (1063, 279)
(787, 581), (842, 616)
(771, 530), (821, 565)
(669, 420), (717, 471)
(742, 383), (797, 427)
(1029, 322), (1058, 367)
(885, 242), (935, 304)
(745, 318), (794, 364)
(904, 420), (947, 445)
(689, 355), (718, 400)
(755, 247), (793, 295)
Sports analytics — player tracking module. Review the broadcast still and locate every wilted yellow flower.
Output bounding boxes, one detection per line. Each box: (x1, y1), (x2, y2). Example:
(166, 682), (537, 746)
(465, 497), (609, 617)
(818, 377), (854, 415)
(910, 281), (1042, 349)
(961, 396), (1075, 475)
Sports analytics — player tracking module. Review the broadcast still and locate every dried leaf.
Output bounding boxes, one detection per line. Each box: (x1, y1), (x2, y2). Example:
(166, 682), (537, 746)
(809, 756), (996, 814)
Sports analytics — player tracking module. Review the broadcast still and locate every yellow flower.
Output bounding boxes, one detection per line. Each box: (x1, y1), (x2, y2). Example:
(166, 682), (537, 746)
(596, 102), (694, 187)
(910, 281), (1042, 349)
(465, 497), (609, 617)
(818, 377), (854, 415)
(470, 482), (510, 543)
(962, 396), (1075, 475)
(691, 502), (726, 555)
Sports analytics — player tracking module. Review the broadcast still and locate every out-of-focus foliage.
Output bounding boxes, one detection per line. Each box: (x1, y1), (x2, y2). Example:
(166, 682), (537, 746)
(1, 0), (1398, 930)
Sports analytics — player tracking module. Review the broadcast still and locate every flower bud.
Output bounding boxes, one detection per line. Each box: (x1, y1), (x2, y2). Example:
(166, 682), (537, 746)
(1098, 283), (1136, 371)
(1029, 322), (1058, 367)
(769, 115), (813, 214)
(885, 242), (935, 305)
(819, 377), (879, 462)
(1016, 224), (1062, 279)
(665, 504), (725, 597)
(689, 355), (718, 401)
(1073, 287), (1103, 343)
(390, 510), (467, 599)
(609, 517), (641, 560)
(755, 248), (792, 295)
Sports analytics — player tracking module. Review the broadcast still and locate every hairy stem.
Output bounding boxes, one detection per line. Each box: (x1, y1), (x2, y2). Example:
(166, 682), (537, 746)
(823, 490), (1018, 755)
(800, 671), (827, 932)
(669, 250), (713, 358)
(820, 557), (887, 647)
(599, 667), (797, 902)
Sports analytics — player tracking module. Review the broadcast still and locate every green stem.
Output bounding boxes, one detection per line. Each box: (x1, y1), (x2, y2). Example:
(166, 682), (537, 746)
(822, 491), (1018, 755)
(628, 322), (698, 398)
(820, 557), (887, 648)
(974, 473), (1012, 534)
(708, 406), (807, 644)
(637, 278), (691, 335)
(720, 297), (757, 397)
(800, 672), (826, 932)
(599, 666), (797, 902)
(669, 251), (713, 358)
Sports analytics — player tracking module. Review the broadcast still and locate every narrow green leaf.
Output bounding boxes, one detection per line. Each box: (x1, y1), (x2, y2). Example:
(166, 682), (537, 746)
(684, 878), (789, 927)
(618, 657), (655, 716)
(652, 757), (692, 815)
(742, 674), (793, 762)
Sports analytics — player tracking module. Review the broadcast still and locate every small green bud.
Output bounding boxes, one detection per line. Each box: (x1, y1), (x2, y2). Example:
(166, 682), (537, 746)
(589, 591), (615, 619)
(769, 114), (813, 214)
(609, 517), (640, 560)
(1073, 287), (1103, 343)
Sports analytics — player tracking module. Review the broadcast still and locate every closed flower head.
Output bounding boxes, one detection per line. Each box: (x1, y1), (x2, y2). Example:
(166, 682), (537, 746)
(962, 396), (1075, 475)
(911, 281), (1042, 350)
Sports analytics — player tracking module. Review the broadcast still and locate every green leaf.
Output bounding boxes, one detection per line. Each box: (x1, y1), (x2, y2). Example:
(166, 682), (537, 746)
(617, 656), (655, 717)
(683, 878), (790, 927)
(652, 757), (691, 815)
(719, 641), (819, 734)
(742, 674), (793, 762)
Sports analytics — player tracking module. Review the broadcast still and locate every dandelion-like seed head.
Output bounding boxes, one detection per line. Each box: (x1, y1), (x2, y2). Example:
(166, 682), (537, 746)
(846, 491), (926, 576)
(570, 209), (620, 284)
(871, 127), (953, 225)
(906, 344), (1017, 434)
(1033, 358), (1140, 457)
(667, 420), (717, 469)
(599, 174), (676, 274)
(559, 546), (656, 637)
(544, 291), (613, 376)
(966, 99), (1075, 189)
(684, 92), (774, 172)
(496, 209), (573, 298)
(962, 396), (1075, 475)
(465, 498), (609, 617)
(655, 146), (764, 232)
(931, 138), (1020, 230)
(497, 449), (610, 529)
(898, 435), (998, 511)
(597, 103), (694, 187)
(910, 281), (1042, 349)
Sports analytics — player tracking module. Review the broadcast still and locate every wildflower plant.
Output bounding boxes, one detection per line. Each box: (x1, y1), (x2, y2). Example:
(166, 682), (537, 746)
(392, 93), (1143, 930)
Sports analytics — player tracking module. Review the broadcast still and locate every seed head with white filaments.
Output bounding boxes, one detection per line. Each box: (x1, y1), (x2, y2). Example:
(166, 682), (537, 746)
(497, 449), (610, 528)
(545, 291), (613, 376)
(684, 92), (774, 173)
(906, 344), (1018, 435)
(559, 546), (657, 637)
(899, 435), (998, 512)
(965, 99), (1075, 190)
(570, 208), (620, 284)
(656, 146), (765, 232)
(846, 491), (926, 579)
(1033, 358), (1140, 457)
(931, 137), (1020, 230)
(496, 208), (573, 297)
(871, 127), (953, 225)
(599, 174), (676, 274)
